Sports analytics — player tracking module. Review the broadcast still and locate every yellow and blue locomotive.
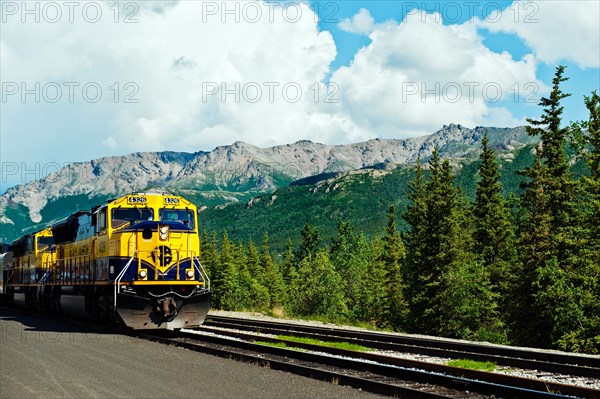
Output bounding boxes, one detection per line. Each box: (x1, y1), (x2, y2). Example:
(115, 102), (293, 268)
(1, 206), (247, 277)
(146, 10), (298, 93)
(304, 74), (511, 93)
(2, 193), (211, 329)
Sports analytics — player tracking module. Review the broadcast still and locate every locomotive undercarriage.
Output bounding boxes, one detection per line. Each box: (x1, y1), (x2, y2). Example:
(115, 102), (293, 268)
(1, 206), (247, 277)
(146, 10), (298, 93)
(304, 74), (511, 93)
(4, 284), (211, 330)
(116, 288), (211, 329)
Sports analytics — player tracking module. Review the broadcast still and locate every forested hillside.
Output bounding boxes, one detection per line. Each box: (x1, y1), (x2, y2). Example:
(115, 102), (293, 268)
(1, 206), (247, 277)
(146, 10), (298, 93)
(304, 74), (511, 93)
(198, 67), (600, 354)
(198, 145), (538, 252)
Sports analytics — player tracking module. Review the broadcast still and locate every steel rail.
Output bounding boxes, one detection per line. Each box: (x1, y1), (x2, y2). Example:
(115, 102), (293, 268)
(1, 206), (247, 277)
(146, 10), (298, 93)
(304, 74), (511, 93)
(206, 316), (600, 379)
(143, 329), (580, 399)
(135, 331), (454, 399)
(193, 325), (600, 399)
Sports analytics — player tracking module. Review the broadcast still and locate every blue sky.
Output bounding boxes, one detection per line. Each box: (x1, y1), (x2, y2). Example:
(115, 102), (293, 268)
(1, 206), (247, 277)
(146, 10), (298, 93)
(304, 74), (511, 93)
(315, 0), (516, 68)
(311, 0), (598, 122)
(1, 0), (599, 191)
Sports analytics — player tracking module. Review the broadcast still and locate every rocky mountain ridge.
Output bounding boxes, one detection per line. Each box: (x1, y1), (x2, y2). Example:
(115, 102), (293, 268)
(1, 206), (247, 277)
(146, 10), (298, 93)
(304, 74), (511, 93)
(0, 124), (536, 239)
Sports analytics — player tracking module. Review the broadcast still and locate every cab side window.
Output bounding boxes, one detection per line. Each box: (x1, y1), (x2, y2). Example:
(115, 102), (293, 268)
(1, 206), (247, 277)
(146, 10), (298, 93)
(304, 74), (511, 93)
(97, 209), (107, 233)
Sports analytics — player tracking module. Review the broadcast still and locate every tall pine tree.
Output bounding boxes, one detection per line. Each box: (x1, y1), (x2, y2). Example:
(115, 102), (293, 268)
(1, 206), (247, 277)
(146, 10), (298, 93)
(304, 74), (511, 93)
(216, 232), (240, 310)
(281, 238), (296, 286)
(580, 91), (600, 266)
(296, 223), (320, 262)
(473, 133), (516, 312)
(379, 205), (408, 329)
(345, 233), (372, 323)
(200, 230), (219, 280)
(330, 220), (369, 322)
(411, 150), (460, 335)
(406, 149), (502, 340)
(365, 235), (392, 327)
(289, 248), (347, 319)
(558, 92), (600, 353)
(514, 148), (554, 346)
(520, 66), (583, 348)
(261, 233), (286, 308)
(404, 156), (428, 332)
(526, 65), (578, 254)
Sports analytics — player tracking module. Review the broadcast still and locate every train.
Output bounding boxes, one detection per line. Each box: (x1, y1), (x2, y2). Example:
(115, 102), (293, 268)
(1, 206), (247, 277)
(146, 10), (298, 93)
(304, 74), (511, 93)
(0, 193), (211, 329)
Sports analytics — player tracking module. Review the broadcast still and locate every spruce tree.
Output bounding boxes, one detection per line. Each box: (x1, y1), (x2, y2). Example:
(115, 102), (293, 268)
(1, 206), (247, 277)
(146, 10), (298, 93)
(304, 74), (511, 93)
(236, 243), (253, 310)
(284, 247), (300, 315)
(330, 220), (357, 276)
(577, 92), (600, 353)
(514, 147), (554, 346)
(296, 223), (320, 262)
(241, 239), (270, 310)
(245, 240), (263, 282)
(330, 220), (363, 319)
(519, 66), (583, 348)
(418, 150), (458, 335)
(473, 133), (516, 311)
(281, 238), (296, 286)
(407, 150), (503, 340)
(581, 91), (600, 259)
(365, 235), (392, 327)
(557, 92), (600, 353)
(289, 248), (347, 319)
(260, 233), (286, 307)
(526, 65), (577, 252)
(408, 148), (446, 333)
(200, 230), (219, 280)
(404, 156), (428, 331)
(216, 232), (240, 310)
(379, 205), (408, 329)
(345, 233), (372, 322)
(445, 190), (505, 343)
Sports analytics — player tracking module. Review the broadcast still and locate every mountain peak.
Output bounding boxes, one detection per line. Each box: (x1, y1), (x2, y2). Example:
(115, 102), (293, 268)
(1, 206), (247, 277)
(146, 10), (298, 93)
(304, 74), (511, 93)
(0, 125), (537, 240)
(294, 139), (317, 145)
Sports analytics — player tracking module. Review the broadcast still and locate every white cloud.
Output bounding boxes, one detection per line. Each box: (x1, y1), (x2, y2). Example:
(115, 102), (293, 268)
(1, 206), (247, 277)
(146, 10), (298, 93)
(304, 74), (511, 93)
(1, 1), (341, 155)
(329, 10), (542, 138)
(1, 1), (549, 177)
(338, 8), (375, 35)
(478, 1), (600, 68)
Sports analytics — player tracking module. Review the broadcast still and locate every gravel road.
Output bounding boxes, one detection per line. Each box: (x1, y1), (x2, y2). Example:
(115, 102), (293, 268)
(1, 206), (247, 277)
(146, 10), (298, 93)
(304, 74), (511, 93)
(0, 308), (382, 399)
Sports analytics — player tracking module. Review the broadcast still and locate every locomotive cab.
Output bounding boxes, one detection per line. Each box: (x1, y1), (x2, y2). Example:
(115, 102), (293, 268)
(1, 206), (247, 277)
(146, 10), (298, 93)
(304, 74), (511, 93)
(98, 194), (211, 329)
(3, 227), (55, 309)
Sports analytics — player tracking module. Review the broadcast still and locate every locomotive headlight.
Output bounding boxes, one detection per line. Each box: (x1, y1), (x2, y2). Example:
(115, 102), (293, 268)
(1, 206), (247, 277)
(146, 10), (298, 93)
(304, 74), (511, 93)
(186, 269), (195, 280)
(159, 226), (169, 241)
(139, 269), (148, 279)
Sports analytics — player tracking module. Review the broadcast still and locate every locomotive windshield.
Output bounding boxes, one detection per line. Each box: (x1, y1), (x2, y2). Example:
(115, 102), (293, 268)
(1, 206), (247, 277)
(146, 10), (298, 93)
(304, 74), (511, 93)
(37, 236), (54, 252)
(159, 209), (195, 229)
(112, 208), (154, 229)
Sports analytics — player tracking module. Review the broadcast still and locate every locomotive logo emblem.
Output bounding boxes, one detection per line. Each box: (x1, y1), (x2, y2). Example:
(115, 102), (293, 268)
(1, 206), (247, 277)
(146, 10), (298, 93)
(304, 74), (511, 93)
(152, 245), (172, 267)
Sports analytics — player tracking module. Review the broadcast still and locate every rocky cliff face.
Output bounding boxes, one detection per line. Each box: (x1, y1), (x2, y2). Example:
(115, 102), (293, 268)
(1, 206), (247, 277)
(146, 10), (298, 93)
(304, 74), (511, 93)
(0, 124), (535, 239)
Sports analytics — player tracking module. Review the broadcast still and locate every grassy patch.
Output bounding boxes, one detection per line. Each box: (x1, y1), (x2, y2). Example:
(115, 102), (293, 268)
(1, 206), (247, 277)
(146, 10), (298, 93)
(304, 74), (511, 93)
(277, 335), (372, 352)
(277, 313), (397, 334)
(254, 341), (290, 349)
(447, 359), (496, 372)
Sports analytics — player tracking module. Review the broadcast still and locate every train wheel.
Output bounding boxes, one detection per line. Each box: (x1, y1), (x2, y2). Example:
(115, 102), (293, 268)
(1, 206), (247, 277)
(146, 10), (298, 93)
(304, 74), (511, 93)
(5, 288), (15, 307)
(26, 288), (37, 309)
(51, 288), (62, 315)
(42, 288), (52, 313)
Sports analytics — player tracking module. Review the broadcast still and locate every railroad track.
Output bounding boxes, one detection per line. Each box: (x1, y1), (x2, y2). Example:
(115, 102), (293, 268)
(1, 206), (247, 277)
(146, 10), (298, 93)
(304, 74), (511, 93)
(135, 329), (598, 399)
(205, 315), (600, 380)
(5, 307), (598, 398)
